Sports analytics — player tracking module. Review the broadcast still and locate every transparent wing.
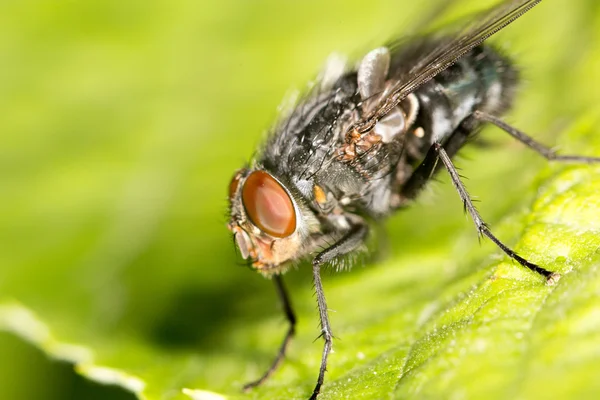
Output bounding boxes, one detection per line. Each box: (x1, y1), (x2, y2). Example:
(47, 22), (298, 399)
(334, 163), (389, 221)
(352, 0), (542, 134)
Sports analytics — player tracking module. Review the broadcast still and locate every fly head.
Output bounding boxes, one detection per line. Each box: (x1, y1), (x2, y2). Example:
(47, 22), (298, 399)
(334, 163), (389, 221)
(227, 168), (319, 275)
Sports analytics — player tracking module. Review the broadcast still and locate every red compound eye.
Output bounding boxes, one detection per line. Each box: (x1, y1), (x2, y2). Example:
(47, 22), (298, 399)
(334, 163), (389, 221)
(229, 172), (241, 199)
(242, 171), (296, 238)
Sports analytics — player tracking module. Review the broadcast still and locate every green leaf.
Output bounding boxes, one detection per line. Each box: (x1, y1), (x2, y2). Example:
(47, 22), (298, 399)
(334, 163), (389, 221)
(2, 1), (600, 399)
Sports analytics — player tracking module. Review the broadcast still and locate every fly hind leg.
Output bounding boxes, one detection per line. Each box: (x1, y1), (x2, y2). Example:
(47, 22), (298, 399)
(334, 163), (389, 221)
(473, 110), (600, 163)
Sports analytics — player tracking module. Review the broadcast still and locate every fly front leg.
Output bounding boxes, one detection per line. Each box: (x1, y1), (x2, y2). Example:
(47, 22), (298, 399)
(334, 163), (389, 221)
(474, 110), (600, 163)
(310, 222), (368, 400)
(243, 275), (296, 391)
(407, 141), (560, 284)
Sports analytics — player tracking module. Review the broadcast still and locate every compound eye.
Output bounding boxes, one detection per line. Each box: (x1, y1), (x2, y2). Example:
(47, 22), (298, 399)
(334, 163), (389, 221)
(242, 171), (296, 238)
(229, 172), (242, 199)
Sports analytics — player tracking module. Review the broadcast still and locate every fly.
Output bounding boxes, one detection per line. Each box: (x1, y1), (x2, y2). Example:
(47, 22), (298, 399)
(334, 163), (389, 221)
(226, 0), (600, 398)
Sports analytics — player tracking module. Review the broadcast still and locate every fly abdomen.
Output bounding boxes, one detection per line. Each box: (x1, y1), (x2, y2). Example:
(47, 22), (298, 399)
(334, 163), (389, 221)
(408, 44), (518, 154)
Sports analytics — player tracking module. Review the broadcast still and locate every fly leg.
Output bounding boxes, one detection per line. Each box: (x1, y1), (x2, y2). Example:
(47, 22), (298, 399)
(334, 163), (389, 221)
(243, 275), (296, 391)
(406, 141), (559, 284)
(400, 118), (474, 201)
(399, 142), (442, 201)
(474, 110), (600, 163)
(310, 222), (369, 400)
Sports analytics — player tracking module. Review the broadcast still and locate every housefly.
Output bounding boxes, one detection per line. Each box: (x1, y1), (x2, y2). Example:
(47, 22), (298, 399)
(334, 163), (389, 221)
(227, 0), (600, 398)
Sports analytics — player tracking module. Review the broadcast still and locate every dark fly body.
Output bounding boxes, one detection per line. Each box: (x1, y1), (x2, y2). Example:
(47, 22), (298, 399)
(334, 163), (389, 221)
(226, 0), (600, 398)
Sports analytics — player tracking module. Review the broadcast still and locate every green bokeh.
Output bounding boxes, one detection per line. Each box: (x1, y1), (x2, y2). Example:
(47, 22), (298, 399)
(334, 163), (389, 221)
(1, 1), (600, 399)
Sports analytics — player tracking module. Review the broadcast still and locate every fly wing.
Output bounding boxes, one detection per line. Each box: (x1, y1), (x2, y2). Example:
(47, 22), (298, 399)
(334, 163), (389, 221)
(351, 0), (541, 135)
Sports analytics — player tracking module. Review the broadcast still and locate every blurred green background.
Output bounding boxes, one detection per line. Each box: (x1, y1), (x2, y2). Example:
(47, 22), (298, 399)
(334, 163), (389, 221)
(1, 0), (600, 399)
